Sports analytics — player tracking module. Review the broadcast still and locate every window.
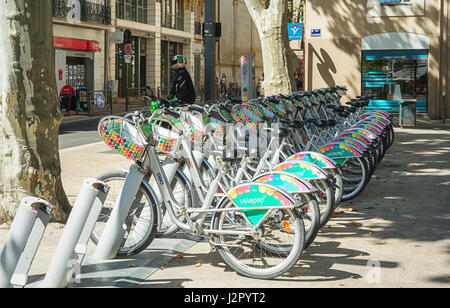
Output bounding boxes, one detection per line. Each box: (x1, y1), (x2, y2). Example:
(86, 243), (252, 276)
(116, 0), (124, 19)
(161, 0), (184, 30)
(137, 0), (147, 23)
(116, 0), (147, 23)
(361, 49), (428, 113)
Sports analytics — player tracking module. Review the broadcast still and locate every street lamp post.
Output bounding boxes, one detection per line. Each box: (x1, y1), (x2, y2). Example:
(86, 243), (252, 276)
(204, 0), (217, 104)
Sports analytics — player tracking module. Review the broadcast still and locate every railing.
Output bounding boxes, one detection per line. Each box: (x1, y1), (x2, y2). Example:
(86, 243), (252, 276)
(52, 0), (111, 25)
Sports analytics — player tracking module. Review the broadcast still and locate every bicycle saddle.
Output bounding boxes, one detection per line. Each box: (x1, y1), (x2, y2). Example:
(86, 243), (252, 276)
(345, 106), (357, 113)
(326, 104), (344, 112)
(338, 111), (350, 118)
(306, 118), (328, 128)
(345, 101), (362, 108)
(279, 119), (304, 128)
(327, 119), (337, 127)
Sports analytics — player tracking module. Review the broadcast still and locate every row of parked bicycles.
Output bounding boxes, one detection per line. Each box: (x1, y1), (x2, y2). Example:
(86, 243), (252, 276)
(93, 85), (394, 279)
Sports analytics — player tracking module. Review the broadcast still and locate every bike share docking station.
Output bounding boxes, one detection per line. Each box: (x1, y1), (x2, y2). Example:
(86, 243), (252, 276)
(0, 179), (109, 288)
(0, 197), (53, 288)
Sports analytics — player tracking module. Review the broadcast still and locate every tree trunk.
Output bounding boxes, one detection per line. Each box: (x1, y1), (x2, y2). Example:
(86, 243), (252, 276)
(0, 0), (70, 223)
(245, 0), (293, 96)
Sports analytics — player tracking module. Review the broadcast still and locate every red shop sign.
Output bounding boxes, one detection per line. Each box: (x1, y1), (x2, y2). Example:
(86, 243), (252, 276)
(53, 37), (100, 52)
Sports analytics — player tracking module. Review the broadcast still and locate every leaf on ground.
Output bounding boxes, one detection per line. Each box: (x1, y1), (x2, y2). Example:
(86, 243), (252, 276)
(393, 180), (401, 184)
(194, 263), (202, 267)
(347, 208), (359, 212)
(128, 263), (137, 268)
(333, 209), (345, 217)
(373, 217), (380, 220)
(349, 222), (358, 227)
(402, 198), (408, 202)
(174, 253), (184, 259)
(364, 206), (375, 209)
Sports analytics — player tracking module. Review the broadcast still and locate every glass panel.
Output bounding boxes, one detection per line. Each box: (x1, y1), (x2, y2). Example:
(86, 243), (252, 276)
(361, 49), (428, 113)
(116, 0), (124, 19)
(125, 0), (136, 21)
(137, 0), (147, 23)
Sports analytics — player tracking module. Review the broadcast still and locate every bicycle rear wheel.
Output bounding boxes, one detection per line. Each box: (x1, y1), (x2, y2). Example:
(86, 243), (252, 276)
(91, 170), (158, 256)
(340, 157), (369, 201)
(212, 198), (304, 279)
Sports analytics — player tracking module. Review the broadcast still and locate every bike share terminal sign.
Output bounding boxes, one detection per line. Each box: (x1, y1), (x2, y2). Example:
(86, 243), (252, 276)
(241, 52), (255, 103)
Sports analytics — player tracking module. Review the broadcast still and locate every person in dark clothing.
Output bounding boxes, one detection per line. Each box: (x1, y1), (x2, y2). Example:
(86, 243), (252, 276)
(167, 55), (196, 104)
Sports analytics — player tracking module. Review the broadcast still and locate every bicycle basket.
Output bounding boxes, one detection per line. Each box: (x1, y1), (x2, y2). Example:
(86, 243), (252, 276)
(171, 117), (203, 143)
(177, 113), (205, 142)
(259, 104), (275, 120)
(282, 99), (296, 114)
(98, 116), (146, 160)
(219, 108), (233, 122)
(231, 106), (262, 130)
(268, 102), (287, 118)
(144, 119), (181, 155)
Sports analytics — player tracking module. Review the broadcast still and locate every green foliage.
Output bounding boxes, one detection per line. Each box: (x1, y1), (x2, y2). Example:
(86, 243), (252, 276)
(287, 0), (304, 23)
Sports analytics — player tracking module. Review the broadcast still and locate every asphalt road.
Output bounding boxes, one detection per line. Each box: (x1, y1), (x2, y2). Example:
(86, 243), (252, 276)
(59, 117), (103, 149)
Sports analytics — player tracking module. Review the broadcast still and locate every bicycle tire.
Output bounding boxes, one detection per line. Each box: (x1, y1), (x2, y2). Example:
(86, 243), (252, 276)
(212, 198), (305, 279)
(159, 168), (195, 237)
(91, 170), (159, 256)
(313, 179), (335, 228)
(299, 198), (320, 249)
(340, 157), (369, 201)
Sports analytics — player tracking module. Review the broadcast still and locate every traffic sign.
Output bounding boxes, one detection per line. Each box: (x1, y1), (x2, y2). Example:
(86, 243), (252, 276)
(124, 43), (132, 55)
(96, 92), (105, 109)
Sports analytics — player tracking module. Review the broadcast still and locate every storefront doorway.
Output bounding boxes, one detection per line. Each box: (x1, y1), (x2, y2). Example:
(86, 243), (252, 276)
(362, 49), (428, 113)
(361, 32), (429, 113)
(66, 56), (94, 90)
(116, 36), (147, 97)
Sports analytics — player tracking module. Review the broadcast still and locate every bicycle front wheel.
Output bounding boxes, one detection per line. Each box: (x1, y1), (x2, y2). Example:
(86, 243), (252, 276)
(212, 199), (304, 279)
(91, 170), (158, 256)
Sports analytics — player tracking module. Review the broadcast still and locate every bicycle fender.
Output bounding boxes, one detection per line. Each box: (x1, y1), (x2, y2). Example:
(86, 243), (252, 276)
(337, 132), (371, 145)
(331, 137), (367, 151)
(354, 122), (383, 135)
(226, 182), (297, 226)
(319, 142), (363, 166)
(273, 160), (328, 180)
(345, 127), (377, 140)
(360, 115), (391, 126)
(286, 151), (337, 169)
(253, 171), (316, 194)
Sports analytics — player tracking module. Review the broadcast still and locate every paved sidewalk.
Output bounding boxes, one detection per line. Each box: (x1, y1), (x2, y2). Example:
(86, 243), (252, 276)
(137, 118), (450, 288)
(1, 117), (449, 288)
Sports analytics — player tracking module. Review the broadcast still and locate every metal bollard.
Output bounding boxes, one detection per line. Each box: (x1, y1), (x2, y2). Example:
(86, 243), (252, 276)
(42, 179), (109, 288)
(93, 164), (144, 260)
(0, 197), (53, 288)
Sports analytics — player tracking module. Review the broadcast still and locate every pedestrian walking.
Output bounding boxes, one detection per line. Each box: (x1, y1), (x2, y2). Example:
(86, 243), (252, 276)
(220, 73), (227, 97)
(294, 71), (302, 91)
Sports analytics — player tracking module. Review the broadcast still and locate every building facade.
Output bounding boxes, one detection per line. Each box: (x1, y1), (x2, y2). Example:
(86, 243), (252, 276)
(304, 0), (450, 119)
(52, 0), (264, 103)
